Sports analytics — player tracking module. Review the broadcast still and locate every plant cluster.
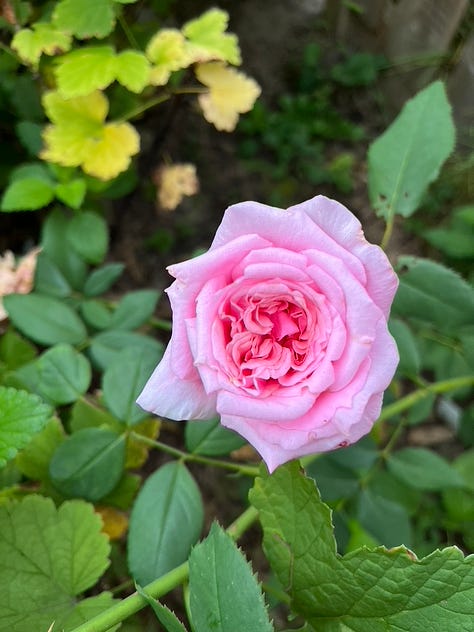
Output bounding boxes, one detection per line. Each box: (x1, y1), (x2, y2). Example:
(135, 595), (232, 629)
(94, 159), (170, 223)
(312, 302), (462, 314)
(0, 2), (473, 631)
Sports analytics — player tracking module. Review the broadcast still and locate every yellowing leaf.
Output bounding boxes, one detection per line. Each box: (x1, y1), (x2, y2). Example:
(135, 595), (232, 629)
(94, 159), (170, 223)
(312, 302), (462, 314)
(40, 91), (140, 180)
(55, 46), (151, 97)
(126, 418), (160, 469)
(195, 62), (261, 132)
(154, 163), (199, 210)
(183, 8), (241, 65)
(81, 123), (140, 180)
(146, 29), (191, 86)
(12, 22), (72, 68)
(96, 506), (129, 540)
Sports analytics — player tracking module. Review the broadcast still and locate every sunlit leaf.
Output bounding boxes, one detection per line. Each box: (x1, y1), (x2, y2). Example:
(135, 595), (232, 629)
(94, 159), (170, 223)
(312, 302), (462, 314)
(11, 22), (71, 67)
(183, 8), (241, 65)
(40, 91), (140, 180)
(146, 29), (191, 85)
(115, 50), (151, 92)
(196, 62), (261, 131)
(53, 0), (115, 39)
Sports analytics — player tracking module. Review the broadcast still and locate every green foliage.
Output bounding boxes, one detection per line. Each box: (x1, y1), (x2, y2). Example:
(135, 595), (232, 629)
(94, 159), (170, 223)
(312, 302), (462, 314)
(185, 417), (246, 456)
(250, 463), (474, 631)
(188, 522), (273, 632)
(368, 81), (455, 221)
(128, 461), (204, 584)
(0, 495), (113, 631)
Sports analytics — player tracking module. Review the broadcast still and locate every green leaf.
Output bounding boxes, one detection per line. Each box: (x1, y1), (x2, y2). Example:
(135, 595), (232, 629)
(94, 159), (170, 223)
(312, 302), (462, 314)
(34, 251), (72, 297)
(128, 461), (203, 584)
(16, 417), (65, 482)
(185, 417), (246, 456)
(15, 121), (43, 156)
(0, 329), (36, 370)
(1, 177), (55, 211)
(0, 386), (51, 467)
(136, 584), (187, 632)
(115, 50), (150, 93)
(0, 495), (111, 631)
(55, 178), (87, 209)
(80, 299), (113, 330)
(41, 209), (88, 290)
(88, 330), (164, 370)
(50, 427), (125, 501)
(55, 46), (117, 97)
(393, 257), (474, 335)
(189, 522), (273, 632)
(388, 318), (420, 376)
(250, 462), (474, 631)
(3, 293), (88, 346)
(69, 396), (120, 434)
(83, 262), (124, 297)
(357, 488), (412, 548)
(305, 456), (359, 502)
(53, 0), (116, 39)
(67, 211), (109, 264)
(58, 593), (119, 630)
(11, 22), (72, 67)
(387, 448), (465, 491)
(183, 8), (241, 65)
(368, 81), (455, 220)
(102, 347), (159, 426)
(110, 289), (159, 330)
(101, 472), (141, 510)
(36, 344), (91, 405)
(442, 450), (474, 524)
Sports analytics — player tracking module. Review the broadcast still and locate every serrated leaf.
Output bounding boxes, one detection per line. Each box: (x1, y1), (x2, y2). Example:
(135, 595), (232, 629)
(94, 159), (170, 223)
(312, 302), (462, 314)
(189, 522), (273, 632)
(41, 91), (140, 180)
(196, 62), (261, 131)
(387, 447), (465, 491)
(185, 417), (246, 456)
(58, 593), (119, 631)
(55, 46), (117, 97)
(115, 50), (150, 92)
(83, 262), (124, 297)
(55, 178), (87, 209)
(36, 344), (91, 405)
(368, 81), (455, 220)
(1, 177), (55, 211)
(183, 8), (241, 65)
(3, 293), (88, 345)
(393, 257), (474, 335)
(11, 22), (72, 67)
(146, 29), (191, 86)
(50, 427), (125, 501)
(128, 461), (203, 584)
(110, 289), (159, 330)
(88, 330), (164, 370)
(102, 346), (160, 425)
(67, 211), (109, 264)
(0, 495), (111, 631)
(0, 386), (51, 467)
(136, 584), (187, 632)
(53, 0), (115, 39)
(250, 462), (474, 632)
(16, 417), (65, 482)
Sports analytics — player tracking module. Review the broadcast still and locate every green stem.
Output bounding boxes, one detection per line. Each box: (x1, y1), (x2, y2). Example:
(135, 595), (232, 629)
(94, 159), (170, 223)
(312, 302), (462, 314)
(117, 13), (139, 50)
(378, 375), (473, 423)
(120, 94), (171, 121)
(130, 432), (260, 478)
(380, 217), (393, 250)
(149, 317), (172, 332)
(71, 506), (259, 632)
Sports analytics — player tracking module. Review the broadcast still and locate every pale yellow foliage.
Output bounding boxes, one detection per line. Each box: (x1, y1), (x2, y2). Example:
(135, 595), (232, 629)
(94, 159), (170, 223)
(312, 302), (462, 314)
(195, 62), (261, 131)
(154, 164), (199, 211)
(146, 29), (191, 86)
(96, 506), (129, 541)
(0, 248), (40, 321)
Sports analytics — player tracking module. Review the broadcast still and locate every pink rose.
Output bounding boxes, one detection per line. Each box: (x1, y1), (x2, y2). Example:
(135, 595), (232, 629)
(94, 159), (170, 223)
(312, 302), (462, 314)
(137, 196), (399, 471)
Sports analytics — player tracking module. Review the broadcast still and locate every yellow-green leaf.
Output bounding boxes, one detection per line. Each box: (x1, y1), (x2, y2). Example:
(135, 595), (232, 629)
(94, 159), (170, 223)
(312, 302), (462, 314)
(11, 22), (72, 68)
(115, 50), (150, 93)
(183, 8), (241, 65)
(53, 0), (115, 39)
(40, 91), (140, 180)
(195, 62), (261, 131)
(146, 29), (191, 86)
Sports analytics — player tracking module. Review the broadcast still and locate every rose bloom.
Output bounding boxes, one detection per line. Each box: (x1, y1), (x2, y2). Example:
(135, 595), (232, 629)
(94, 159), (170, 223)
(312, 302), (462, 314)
(137, 196), (399, 471)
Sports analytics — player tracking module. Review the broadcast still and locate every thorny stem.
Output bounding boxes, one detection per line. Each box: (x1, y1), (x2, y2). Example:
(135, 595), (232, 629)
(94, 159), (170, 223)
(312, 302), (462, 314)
(130, 432), (260, 477)
(71, 506), (259, 632)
